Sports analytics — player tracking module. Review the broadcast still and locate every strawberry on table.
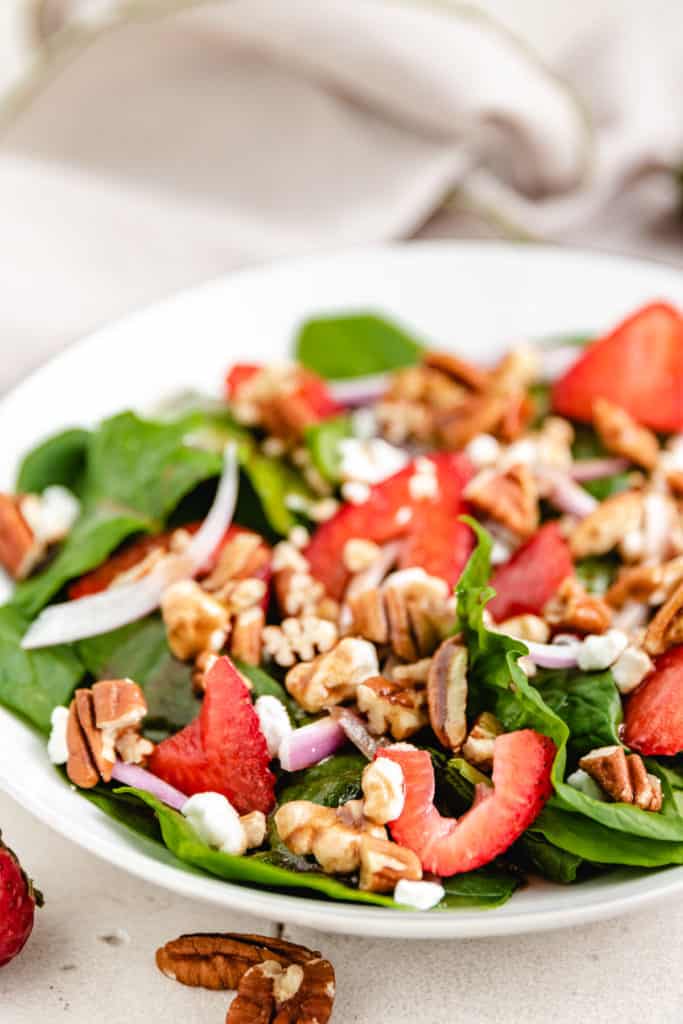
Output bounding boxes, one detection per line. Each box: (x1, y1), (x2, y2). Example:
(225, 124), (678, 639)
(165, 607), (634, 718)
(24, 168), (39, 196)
(150, 656), (276, 815)
(623, 645), (683, 756)
(488, 522), (573, 622)
(0, 832), (42, 968)
(305, 453), (475, 600)
(552, 302), (683, 432)
(377, 730), (555, 876)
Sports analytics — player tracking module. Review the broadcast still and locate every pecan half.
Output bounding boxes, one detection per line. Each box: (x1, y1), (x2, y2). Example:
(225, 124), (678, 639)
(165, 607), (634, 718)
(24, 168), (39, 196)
(569, 490), (644, 559)
(607, 556), (683, 610)
(227, 956), (335, 1024)
(0, 493), (44, 580)
(464, 463), (539, 539)
(435, 392), (509, 449)
(156, 933), (320, 990)
(643, 580), (683, 655)
(593, 398), (659, 470)
(230, 606), (265, 666)
(544, 576), (612, 635)
(356, 676), (428, 741)
(427, 638), (468, 751)
(579, 746), (662, 812)
(423, 350), (490, 393)
(348, 570), (452, 662)
(66, 680), (152, 788)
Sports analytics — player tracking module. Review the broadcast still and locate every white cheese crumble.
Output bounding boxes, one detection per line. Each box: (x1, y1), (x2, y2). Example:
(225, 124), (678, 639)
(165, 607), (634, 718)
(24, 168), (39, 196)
(407, 457), (439, 501)
(611, 646), (654, 694)
(20, 486), (80, 545)
(182, 792), (247, 855)
(338, 438), (408, 486)
(255, 695), (293, 759)
(394, 878), (445, 910)
(465, 433), (501, 468)
(566, 769), (607, 801)
(577, 630), (629, 672)
(47, 705), (70, 765)
(341, 481), (371, 505)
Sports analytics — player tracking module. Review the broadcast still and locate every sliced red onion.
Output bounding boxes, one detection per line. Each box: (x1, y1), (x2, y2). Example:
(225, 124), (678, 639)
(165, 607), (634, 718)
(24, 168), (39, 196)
(523, 640), (580, 669)
(642, 492), (671, 563)
(329, 707), (380, 760)
(571, 457), (630, 482)
(111, 761), (187, 811)
(541, 469), (598, 519)
(22, 445), (238, 649)
(278, 716), (347, 772)
(328, 373), (391, 407)
(612, 601), (648, 633)
(539, 346), (582, 381)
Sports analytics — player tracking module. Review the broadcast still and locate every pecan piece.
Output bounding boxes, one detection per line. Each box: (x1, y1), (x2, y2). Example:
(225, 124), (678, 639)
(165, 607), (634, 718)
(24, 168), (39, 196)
(435, 392), (509, 449)
(464, 463), (539, 539)
(156, 933), (320, 990)
(356, 676), (428, 741)
(579, 746), (663, 812)
(66, 680), (151, 787)
(227, 956), (335, 1024)
(230, 606), (265, 666)
(427, 638), (468, 751)
(0, 494), (44, 580)
(544, 576), (612, 635)
(203, 531), (270, 591)
(593, 398), (659, 470)
(423, 350), (490, 392)
(161, 580), (229, 661)
(348, 570), (451, 661)
(358, 834), (422, 893)
(607, 556), (683, 610)
(569, 490), (643, 559)
(462, 712), (503, 772)
(644, 580), (683, 655)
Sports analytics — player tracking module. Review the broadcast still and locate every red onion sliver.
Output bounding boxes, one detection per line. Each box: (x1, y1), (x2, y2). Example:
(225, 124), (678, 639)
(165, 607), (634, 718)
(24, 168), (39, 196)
(22, 444), (238, 649)
(111, 761), (188, 811)
(328, 373), (391, 407)
(541, 469), (598, 519)
(329, 707), (379, 760)
(571, 458), (630, 482)
(523, 640), (580, 669)
(278, 716), (347, 772)
(612, 601), (648, 633)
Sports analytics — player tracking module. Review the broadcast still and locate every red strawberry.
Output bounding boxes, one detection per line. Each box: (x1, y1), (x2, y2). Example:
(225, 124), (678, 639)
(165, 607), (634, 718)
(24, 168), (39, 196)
(150, 657), (275, 815)
(69, 524), (270, 600)
(623, 646), (683, 756)
(225, 363), (340, 421)
(377, 729), (555, 876)
(305, 453), (474, 600)
(0, 832), (42, 968)
(552, 302), (683, 432)
(488, 523), (572, 622)
(225, 363), (261, 399)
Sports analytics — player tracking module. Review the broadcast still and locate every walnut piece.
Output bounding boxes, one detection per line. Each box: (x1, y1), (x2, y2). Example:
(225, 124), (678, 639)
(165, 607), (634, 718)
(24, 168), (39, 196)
(284, 636), (377, 712)
(227, 957), (335, 1024)
(161, 580), (229, 660)
(579, 746), (663, 812)
(464, 463), (539, 539)
(203, 530), (270, 592)
(273, 566), (325, 618)
(356, 676), (428, 740)
(156, 932), (320, 989)
(264, 616), (338, 670)
(230, 606), (265, 666)
(66, 679), (152, 788)
(274, 799), (386, 874)
(569, 491), (643, 559)
(495, 614), (550, 644)
(361, 758), (405, 824)
(0, 493), (44, 580)
(543, 576), (612, 635)
(358, 834), (422, 893)
(643, 580), (683, 655)
(462, 712), (503, 772)
(426, 638), (468, 751)
(593, 398), (659, 470)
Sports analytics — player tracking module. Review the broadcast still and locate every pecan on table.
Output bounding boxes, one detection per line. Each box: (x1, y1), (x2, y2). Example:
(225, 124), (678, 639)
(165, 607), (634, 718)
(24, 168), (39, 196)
(156, 933), (319, 990)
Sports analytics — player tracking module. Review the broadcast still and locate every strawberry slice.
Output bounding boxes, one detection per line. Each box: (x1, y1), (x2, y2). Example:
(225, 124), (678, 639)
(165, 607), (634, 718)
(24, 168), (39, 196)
(305, 453), (474, 600)
(377, 729), (555, 875)
(488, 523), (572, 622)
(552, 302), (683, 432)
(225, 363), (340, 421)
(623, 646), (683, 756)
(68, 524), (270, 599)
(150, 656), (276, 815)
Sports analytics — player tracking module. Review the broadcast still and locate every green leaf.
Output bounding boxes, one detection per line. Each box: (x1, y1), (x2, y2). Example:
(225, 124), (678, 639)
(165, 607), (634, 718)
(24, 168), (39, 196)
(233, 659), (307, 725)
(575, 554), (620, 595)
(240, 451), (313, 536)
(531, 805), (683, 867)
(0, 605), (85, 732)
(582, 474), (632, 501)
(16, 427), (90, 495)
(516, 832), (586, 884)
(276, 753), (365, 807)
(534, 667), (622, 762)
(304, 414), (354, 483)
(77, 616), (197, 740)
(116, 788), (397, 907)
(438, 867), (519, 909)
(296, 313), (424, 379)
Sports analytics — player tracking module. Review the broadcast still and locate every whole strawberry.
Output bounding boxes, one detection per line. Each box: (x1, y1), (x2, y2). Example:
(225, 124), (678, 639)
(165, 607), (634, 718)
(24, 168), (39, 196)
(0, 831), (43, 968)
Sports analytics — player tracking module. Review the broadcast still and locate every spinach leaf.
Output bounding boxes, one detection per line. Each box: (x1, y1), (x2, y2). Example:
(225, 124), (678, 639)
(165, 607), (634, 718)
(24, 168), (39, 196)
(0, 605), (84, 732)
(80, 782), (162, 842)
(575, 554), (620, 595)
(582, 474), (632, 501)
(233, 659), (306, 724)
(304, 414), (354, 484)
(241, 451), (313, 536)
(438, 867), (519, 909)
(276, 753), (365, 807)
(117, 788), (396, 906)
(530, 805), (683, 867)
(534, 667), (622, 762)
(516, 832), (586, 884)
(296, 313), (424, 379)
(77, 616), (197, 740)
(16, 427), (90, 495)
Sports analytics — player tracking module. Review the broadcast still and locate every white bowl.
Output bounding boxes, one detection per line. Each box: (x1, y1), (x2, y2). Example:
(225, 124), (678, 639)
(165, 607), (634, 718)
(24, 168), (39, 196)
(2, 241), (682, 938)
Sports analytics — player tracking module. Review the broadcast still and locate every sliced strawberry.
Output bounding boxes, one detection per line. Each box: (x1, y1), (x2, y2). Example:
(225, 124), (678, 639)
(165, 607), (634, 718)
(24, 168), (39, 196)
(305, 453), (474, 600)
(623, 646), (683, 756)
(225, 363), (261, 399)
(225, 363), (340, 421)
(150, 656), (276, 815)
(552, 302), (683, 432)
(488, 523), (572, 622)
(68, 524), (270, 599)
(377, 730), (555, 876)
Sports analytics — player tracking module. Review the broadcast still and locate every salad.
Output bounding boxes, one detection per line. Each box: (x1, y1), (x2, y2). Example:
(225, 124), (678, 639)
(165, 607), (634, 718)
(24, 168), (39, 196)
(1, 299), (683, 913)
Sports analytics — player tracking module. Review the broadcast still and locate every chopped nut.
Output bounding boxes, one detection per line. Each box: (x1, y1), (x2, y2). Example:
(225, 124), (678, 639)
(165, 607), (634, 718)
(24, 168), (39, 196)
(343, 538), (382, 574)
(356, 677), (428, 740)
(376, 399), (436, 446)
(161, 580), (229, 660)
(358, 834), (422, 893)
(435, 392), (509, 449)
(271, 540), (309, 575)
(155, 932), (320, 989)
(464, 464), (539, 538)
(579, 746), (662, 812)
(462, 712), (503, 772)
(273, 802), (337, 855)
(227, 956), (335, 1024)
(361, 758), (405, 824)
(390, 658), (434, 684)
(66, 680), (151, 788)
(607, 556), (683, 610)
(347, 588), (389, 645)
(65, 698), (99, 789)
(496, 614), (550, 644)
(423, 350), (490, 392)
(493, 345), (541, 392)
(644, 580), (683, 655)
(229, 606), (265, 666)
(593, 398), (659, 470)
(274, 799), (386, 874)
(0, 493), (44, 580)
(274, 567), (324, 617)
(570, 491), (643, 559)
(204, 532), (270, 592)
(215, 577), (267, 615)
(427, 638), (468, 751)
(350, 569), (451, 661)
(284, 636), (376, 712)
(192, 651), (219, 694)
(264, 616), (338, 672)
(544, 576), (612, 635)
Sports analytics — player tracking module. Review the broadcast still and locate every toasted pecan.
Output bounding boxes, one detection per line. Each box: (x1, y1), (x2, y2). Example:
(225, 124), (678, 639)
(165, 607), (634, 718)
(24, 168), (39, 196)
(156, 933), (319, 990)
(593, 398), (659, 470)
(464, 463), (539, 539)
(644, 580), (683, 655)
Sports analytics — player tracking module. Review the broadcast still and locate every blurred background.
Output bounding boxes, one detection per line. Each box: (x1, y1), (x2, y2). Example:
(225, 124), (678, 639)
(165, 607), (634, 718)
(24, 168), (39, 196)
(1, 0), (682, 392)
